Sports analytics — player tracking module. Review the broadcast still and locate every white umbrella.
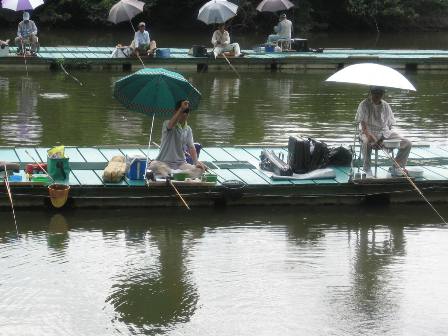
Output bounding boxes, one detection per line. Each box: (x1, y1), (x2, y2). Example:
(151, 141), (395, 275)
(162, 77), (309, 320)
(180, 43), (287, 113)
(256, 0), (294, 12)
(197, 0), (238, 25)
(325, 63), (416, 91)
(1, 0), (44, 11)
(108, 0), (144, 26)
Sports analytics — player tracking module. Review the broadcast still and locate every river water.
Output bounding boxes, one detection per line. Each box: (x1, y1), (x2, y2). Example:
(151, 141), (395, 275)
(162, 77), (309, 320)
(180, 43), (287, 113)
(1, 30), (448, 335)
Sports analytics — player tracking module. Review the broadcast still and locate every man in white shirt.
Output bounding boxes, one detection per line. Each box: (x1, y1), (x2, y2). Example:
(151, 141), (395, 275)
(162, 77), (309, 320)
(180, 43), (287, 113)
(131, 22), (157, 57)
(211, 24), (241, 58)
(267, 13), (292, 44)
(15, 12), (39, 55)
(356, 86), (412, 176)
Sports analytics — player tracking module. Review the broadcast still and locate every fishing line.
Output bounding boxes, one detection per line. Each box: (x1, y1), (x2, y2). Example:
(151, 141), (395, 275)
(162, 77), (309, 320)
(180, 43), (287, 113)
(381, 148), (447, 224)
(24, 150), (56, 184)
(222, 53), (240, 78)
(3, 164), (18, 236)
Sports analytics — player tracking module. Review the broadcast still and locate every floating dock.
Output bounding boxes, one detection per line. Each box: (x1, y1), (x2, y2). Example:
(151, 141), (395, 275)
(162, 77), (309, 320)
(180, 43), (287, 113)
(1, 145), (448, 209)
(2, 46), (448, 71)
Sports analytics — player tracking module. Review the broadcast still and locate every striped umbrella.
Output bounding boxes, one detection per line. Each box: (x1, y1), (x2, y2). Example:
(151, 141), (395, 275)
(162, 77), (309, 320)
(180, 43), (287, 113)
(1, 0), (44, 11)
(113, 68), (201, 117)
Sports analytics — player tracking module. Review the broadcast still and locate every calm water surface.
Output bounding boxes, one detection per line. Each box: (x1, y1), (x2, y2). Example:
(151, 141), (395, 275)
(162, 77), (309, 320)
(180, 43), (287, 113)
(1, 31), (448, 335)
(1, 206), (448, 335)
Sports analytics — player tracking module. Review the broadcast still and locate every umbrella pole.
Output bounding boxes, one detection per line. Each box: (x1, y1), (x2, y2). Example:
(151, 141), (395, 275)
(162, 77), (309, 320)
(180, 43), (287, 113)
(145, 114), (155, 177)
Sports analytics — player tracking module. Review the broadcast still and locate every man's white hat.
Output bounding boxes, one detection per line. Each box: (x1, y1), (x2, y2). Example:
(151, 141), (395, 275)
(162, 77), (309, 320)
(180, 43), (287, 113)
(23, 12), (30, 20)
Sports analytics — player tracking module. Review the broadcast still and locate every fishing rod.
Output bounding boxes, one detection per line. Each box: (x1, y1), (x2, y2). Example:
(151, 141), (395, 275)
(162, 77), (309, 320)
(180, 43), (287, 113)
(221, 53), (240, 79)
(24, 150), (56, 185)
(2, 164), (18, 235)
(20, 40), (28, 77)
(381, 147), (447, 225)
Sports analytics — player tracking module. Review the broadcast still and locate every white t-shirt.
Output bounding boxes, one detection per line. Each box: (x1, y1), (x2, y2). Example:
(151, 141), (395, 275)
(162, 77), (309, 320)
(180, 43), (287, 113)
(356, 98), (396, 138)
(211, 30), (230, 46)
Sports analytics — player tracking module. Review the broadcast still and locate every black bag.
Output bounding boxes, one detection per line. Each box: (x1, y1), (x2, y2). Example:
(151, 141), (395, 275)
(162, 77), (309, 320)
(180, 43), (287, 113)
(260, 150), (292, 176)
(192, 45), (208, 57)
(325, 146), (352, 166)
(288, 136), (311, 174)
(287, 136), (329, 173)
(308, 138), (329, 171)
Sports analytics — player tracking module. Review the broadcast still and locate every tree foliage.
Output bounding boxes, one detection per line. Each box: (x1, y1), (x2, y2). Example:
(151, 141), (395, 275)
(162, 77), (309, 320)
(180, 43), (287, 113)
(1, 0), (448, 31)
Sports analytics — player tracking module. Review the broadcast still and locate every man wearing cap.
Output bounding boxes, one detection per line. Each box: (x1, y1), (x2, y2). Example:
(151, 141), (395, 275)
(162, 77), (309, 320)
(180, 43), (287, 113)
(356, 86), (412, 177)
(148, 100), (206, 178)
(131, 22), (157, 57)
(267, 13), (292, 45)
(15, 12), (39, 55)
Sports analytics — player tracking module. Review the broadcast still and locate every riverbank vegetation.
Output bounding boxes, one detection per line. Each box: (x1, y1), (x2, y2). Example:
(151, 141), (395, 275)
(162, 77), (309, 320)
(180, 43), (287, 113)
(1, 0), (448, 32)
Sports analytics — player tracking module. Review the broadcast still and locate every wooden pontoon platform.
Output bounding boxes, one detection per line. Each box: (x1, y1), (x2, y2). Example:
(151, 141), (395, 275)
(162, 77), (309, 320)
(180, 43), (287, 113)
(2, 46), (448, 71)
(1, 145), (448, 209)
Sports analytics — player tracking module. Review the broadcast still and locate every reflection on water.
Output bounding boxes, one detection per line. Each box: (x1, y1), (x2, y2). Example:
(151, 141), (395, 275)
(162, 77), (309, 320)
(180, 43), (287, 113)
(0, 206), (448, 335)
(0, 70), (447, 146)
(1, 77), (42, 145)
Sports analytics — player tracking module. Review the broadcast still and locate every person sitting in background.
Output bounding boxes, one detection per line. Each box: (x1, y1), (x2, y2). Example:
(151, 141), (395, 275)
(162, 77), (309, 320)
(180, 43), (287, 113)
(15, 12), (39, 55)
(131, 22), (157, 57)
(0, 39), (10, 47)
(355, 86), (412, 177)
(149, 100), (206, 178)
(267, 13), (292, 45)
(211, 24), (241, 58)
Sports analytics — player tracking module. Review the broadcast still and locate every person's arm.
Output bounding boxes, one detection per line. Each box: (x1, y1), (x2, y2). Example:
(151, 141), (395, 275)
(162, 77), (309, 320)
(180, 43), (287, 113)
(211, 31), (218, 46)
(274, 23), (280, 33)
(222, 31), (230, 45)
(360, 121), (378, 144)
(167, 101), (189, 129)
(31, 21), (37, 35)
(17, 22), (22, 38)
(144, 31), (150, 45)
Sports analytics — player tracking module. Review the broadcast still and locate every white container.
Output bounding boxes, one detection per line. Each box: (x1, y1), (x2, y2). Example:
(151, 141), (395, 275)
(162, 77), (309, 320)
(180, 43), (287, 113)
(407, 167), (424, 178)
(383, 139), (401, 148)
(0, 45), (10, 57)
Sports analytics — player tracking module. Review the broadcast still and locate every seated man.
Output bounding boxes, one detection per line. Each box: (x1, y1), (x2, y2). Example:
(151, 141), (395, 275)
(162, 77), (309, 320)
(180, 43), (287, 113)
(356, 86), (412, 177)
(211, 24), (241, 58)
(15, 12), (39, 55)
(131, 22), (157, 57)
(0, 39), (10, 47)
(149, 100), (206, 178)
(267, 13), (292, 45)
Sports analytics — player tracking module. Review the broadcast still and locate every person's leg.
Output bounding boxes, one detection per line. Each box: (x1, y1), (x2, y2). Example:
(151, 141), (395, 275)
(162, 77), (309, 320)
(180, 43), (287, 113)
(179, 163), (204, 179)
(213, 46), (223, 58)
(148, 160), (171, 177)
(30, 35), (38, 53)
(231, 43), (241, 57)
(360, 134), (372, 172)
(15, 37), (22, 54)
(267, 34), (279, 44)
(148, 40), (157, 55)
(386, 132), (412, 168)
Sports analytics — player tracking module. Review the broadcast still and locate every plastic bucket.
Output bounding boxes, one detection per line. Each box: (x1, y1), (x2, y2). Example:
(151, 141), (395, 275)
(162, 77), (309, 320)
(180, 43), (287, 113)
(48, 184), (70, 208)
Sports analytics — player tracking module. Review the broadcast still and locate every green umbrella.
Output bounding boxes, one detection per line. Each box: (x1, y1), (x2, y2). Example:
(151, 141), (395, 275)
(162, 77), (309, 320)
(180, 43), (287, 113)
(113, 68), (201, 117)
